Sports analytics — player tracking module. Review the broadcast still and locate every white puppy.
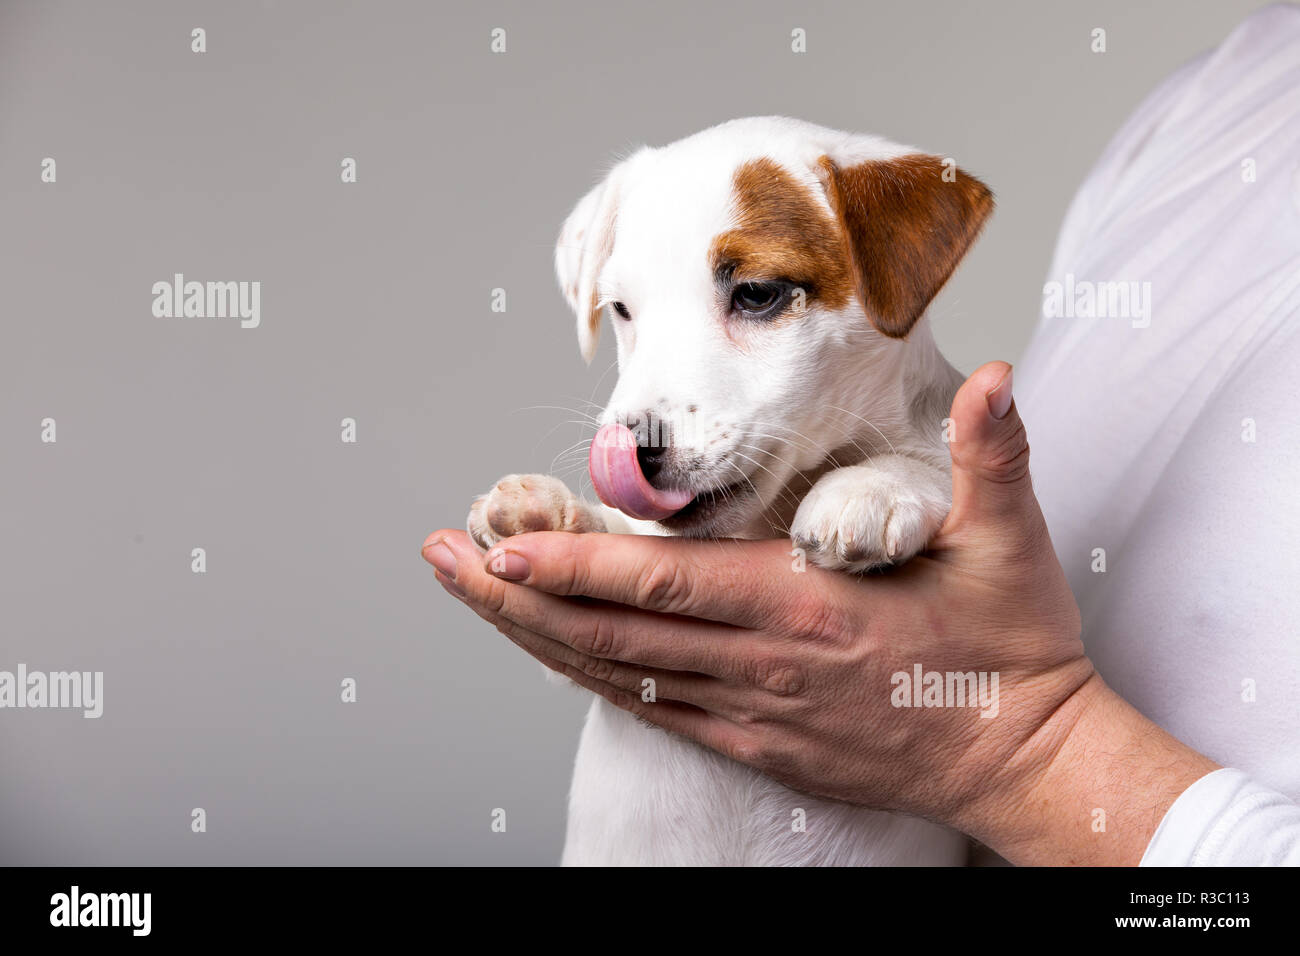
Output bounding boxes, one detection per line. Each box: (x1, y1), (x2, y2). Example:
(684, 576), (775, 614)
(468, 117), (993, 865)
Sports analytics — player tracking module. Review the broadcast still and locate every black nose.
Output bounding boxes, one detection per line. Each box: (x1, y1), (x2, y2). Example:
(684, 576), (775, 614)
(636, 443), (668, 483)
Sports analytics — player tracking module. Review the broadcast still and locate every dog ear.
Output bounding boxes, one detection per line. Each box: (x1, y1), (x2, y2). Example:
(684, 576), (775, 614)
(555, 159), (633, 363)
(817, 153), (993, 338)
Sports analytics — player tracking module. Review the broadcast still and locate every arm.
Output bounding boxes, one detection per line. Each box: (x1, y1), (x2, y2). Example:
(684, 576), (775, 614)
(423, 363), (1279, 865)
(965, 672), (1218, 865)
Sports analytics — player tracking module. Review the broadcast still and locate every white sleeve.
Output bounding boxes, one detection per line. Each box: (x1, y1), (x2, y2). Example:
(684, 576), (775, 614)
(1141, 768), (1300, 866)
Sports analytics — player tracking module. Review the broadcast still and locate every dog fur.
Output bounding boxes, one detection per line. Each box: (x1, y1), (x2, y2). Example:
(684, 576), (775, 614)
(468, 117), (993, 865)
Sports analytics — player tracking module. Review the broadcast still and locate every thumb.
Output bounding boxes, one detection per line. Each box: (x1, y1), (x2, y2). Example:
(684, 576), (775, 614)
(941, 362), (1044, 542)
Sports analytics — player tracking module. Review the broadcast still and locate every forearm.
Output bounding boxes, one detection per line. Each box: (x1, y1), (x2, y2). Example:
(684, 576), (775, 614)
(959, 673), (1220, 866)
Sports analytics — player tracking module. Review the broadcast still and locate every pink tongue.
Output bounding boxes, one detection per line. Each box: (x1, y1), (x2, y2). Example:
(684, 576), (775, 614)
(589, 423), (695, 520)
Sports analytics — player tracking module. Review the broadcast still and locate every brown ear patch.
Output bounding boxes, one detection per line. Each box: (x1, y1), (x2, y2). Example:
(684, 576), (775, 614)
(818, 154), (994, 338)
(710, 158), (853, 311)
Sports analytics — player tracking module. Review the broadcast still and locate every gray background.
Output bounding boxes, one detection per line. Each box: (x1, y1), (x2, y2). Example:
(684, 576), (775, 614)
(0, 0), (1278, 864)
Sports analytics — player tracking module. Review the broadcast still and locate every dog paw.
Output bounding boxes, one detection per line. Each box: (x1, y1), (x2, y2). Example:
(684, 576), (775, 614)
(790, 460), (949, 573)
(467, 474), (605, 551)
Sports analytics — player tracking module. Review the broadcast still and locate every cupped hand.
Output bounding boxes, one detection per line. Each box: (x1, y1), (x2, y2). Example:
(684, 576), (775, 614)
(422, 362), (1216, 864)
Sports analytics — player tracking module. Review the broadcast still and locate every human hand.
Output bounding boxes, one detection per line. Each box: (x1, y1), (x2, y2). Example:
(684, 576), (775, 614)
(423, 362), (1216, 864)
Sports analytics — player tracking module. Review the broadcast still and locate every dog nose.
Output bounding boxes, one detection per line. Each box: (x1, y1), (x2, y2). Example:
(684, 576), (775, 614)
(636, 443), (668, 483)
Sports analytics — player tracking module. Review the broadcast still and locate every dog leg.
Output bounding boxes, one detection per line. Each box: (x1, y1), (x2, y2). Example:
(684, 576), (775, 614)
(790, 455), (951, 572)
(467, 474), (607, 551)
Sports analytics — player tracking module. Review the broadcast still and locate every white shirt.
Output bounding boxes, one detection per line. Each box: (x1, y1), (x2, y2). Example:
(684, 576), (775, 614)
(1017, 3), (1300, 865)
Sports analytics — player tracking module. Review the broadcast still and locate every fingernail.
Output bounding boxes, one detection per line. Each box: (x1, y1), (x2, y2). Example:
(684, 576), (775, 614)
(422, 540), (458, 580)
(986, 367), (1013, 420)
(485, 548), (530, 581)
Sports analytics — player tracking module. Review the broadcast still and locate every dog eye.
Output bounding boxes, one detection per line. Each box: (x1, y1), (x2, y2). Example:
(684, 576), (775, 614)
(731, 282), (784, 316)
(611, 301), (631, 320)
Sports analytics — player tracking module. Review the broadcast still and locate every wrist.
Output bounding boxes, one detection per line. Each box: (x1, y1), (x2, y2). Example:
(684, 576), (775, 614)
(956, 671), (1219, 865)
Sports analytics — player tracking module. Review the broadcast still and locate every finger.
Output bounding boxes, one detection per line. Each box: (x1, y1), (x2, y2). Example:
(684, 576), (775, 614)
(427, 530), (763, 679)
(941, 362), (1049, 542)
(490, 613), (742, 712)
(477, 530), (818, 628)
(425, 534), (778, 773)
(524, 647), (754, 760)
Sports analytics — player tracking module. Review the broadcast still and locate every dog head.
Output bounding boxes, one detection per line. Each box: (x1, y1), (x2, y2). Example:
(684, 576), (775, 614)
(557, 117), (993, 535)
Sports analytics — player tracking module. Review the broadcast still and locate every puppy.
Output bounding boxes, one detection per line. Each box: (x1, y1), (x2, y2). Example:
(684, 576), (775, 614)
(468, 117), (993, 865)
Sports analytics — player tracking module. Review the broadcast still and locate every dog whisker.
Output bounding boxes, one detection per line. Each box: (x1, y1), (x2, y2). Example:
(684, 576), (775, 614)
(821, 406), (899, 456)
(737, 416), (877, 465)
(728, 446), (804, 534)
(549, 438), (595, 474)
(512, 404), (604, 425)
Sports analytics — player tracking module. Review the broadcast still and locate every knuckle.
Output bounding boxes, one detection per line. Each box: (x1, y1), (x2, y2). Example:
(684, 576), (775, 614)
(756, 658), (806, 698)
(982, 423), (1031, 484)
(554, 535), (590, 597)
(786, 591), (852, 643)
(730, 704), (768, 729)
(582, 654), (618, 684)
(727, 734), (775, 770)
(636, 556), (691, 611)
(597, 681), (639, 715)
(581, 613), (619, 659)
(480, 578), (510, 617)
